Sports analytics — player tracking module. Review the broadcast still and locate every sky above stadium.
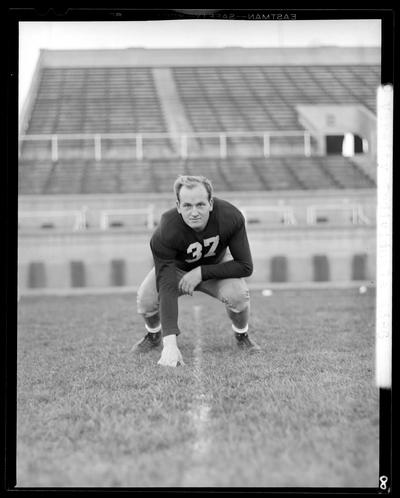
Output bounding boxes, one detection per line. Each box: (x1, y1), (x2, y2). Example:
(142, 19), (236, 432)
(19, 19), (381, 113)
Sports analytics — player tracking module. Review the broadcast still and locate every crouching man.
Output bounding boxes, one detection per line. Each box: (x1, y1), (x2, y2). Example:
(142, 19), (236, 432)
(132, 175), (261, 366)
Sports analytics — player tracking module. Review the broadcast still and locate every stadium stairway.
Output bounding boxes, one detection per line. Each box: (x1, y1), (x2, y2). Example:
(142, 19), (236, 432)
(151, 68), (197, 154)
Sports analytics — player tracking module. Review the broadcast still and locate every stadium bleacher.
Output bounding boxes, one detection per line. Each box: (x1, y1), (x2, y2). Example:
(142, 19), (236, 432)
(18, 47), (379, 291)
(29, 67), (168, 134)
(20, 59), (379, 195)
(18, 156), (376, 195)
(173, 65), (378, 131)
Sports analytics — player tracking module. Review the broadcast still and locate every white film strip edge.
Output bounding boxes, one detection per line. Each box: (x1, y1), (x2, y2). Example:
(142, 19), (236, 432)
(376, 85), (393, 389)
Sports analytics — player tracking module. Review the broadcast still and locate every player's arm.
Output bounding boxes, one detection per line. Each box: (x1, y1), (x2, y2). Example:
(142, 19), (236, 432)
(201, 213), (253, 280)
(150, 234), (181, 337)
(151, 234), (185, 367)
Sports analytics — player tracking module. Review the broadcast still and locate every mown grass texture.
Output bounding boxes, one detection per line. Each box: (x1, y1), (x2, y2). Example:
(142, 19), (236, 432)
(17, 288), (378, 488)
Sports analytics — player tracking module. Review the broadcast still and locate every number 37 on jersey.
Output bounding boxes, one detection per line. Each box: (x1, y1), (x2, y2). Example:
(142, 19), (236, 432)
(185, 235), (220, 263)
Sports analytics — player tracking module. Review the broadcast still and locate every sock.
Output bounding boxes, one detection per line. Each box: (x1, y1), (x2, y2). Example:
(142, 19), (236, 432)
(145, 323), (161, 334)
(227, 306), (250, 331)
(232, 323), (248, 334)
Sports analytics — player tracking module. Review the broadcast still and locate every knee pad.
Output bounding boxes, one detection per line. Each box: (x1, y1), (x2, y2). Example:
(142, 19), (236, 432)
(136, 285), (159, 317)
(221, 282), (250, 313)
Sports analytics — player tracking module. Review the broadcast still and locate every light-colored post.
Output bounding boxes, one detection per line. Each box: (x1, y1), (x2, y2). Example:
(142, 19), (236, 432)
(351, 206), (358, 225)
(80, 205), (88, 230)
(376, 85), (393, 389)
(304, 131), (311, 157)
(263, 133), (270, 157)
(181, 134), (188, 158)
(357, 206), (369, 225)
(51, 135), (58, 162)
(73, 211), (81, 231)
(306, 206), (315, 225)
(284, 208), (296, 225)
(100, 212), (108, 230)
(94, 134), (102, 162)
(220, 133), (227, 159)
(136, 134), (143, 160)
(147, 204), (155, 229)
(282, 208), (288, 225)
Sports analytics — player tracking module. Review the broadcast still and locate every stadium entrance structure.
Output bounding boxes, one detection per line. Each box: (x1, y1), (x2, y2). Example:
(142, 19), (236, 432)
(18, 47), (379, 294)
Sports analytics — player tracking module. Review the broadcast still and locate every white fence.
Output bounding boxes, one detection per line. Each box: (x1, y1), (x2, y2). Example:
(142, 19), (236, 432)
(18, 203), (372, 231)
(18, 130), (312, 161)
(306, 204), (370, 225)
(99, 206), (156, 230)
(18, 209), (88, 231)
(241, 206), (297, 226)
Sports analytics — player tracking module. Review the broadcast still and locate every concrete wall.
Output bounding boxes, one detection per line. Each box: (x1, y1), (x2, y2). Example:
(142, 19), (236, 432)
(18, 224), (376, 293)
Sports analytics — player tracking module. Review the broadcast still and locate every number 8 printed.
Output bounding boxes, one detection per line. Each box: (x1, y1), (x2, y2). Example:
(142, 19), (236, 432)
(379, 476), (388, 490)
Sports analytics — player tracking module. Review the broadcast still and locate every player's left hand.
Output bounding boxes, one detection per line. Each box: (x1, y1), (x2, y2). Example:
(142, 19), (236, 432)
(179, 267), (202, 295)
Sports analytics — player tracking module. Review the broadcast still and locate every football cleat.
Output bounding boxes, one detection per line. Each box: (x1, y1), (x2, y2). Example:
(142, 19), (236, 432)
(131, 331), (162, 353)
(234, 332), (262, 353)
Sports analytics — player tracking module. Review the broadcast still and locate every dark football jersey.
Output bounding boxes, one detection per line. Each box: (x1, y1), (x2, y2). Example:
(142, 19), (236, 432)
(149, 197), (253, 336)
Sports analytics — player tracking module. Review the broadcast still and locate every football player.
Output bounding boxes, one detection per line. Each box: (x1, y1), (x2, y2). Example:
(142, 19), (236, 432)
(133, 175), (261, 366)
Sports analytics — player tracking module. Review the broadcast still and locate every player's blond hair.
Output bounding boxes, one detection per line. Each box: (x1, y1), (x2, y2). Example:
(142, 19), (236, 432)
(173, 175), (214, 202)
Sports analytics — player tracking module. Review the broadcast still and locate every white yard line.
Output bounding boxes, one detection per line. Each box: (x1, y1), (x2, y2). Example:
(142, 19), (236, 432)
(180, 305), (213, 487)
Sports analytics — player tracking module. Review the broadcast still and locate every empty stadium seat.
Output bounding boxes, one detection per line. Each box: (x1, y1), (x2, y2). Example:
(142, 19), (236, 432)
(172, 65), (379, 135)
(18, 155), (376, 195)
(19, 62), (379, 195)
(23, 67), (174, 160)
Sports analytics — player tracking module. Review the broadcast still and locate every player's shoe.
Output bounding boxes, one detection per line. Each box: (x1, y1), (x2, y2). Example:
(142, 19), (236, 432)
(234, 332), (262, 353)
(131, 331), (162, 353)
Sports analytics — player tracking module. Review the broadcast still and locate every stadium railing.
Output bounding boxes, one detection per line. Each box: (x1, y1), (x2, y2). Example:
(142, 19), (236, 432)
(18, 209), (88, 231)
(99, 206), (156, 230)
(18, 130), (312, 160)
(306, 204), (370, 225)
(18, 203), (372, 231)
(240, 206), (297, 226)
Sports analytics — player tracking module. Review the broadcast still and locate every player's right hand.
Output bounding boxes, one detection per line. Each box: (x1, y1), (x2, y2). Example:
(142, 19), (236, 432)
(157, 335), (185, 367)
(158, 345), (185, 367)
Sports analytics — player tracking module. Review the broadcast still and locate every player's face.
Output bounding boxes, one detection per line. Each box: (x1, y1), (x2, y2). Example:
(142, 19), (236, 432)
(177, 184), (213, 232)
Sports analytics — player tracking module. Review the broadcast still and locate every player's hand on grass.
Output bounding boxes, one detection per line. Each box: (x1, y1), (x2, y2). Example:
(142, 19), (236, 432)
(179, 267), (202, 296)
(157, 335), (185, 367)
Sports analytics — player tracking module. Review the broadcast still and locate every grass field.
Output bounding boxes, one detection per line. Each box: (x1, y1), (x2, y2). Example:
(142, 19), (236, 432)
(17, 288), (379, 488)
